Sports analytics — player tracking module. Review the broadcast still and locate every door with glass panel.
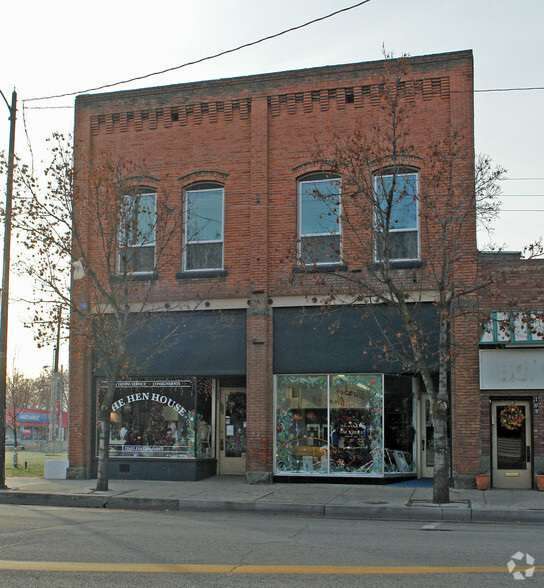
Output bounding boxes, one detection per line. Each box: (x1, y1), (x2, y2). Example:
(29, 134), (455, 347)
(492, 400), (531, 489)
(217, 389), (246, 475)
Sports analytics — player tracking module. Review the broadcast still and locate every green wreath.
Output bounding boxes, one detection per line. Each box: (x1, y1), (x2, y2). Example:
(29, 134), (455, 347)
(499, 404), (525, 431)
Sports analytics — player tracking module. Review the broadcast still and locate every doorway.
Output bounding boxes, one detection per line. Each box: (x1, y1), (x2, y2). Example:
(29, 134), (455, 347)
(492, 399), (532, 489)
(217, 389), (247, 475)
(419, 394), (434, 478)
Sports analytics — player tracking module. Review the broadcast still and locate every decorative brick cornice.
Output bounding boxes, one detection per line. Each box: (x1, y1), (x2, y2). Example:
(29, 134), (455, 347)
(89, 98), (252, 135)
(267, 76), (451, 117)
(87, 76), (451, 136)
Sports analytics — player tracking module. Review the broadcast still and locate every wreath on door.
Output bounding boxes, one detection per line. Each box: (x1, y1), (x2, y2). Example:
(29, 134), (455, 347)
(499, 403), (525, 431)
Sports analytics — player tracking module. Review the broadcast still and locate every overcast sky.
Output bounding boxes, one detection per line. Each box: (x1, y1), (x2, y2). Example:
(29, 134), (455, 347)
(1, 0), (543, 376)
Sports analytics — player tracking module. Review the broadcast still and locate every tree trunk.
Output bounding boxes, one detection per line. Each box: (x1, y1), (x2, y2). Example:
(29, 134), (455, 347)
(13, 425), (18, 468)
(398, 298), (451, 504)
(432, 403), (450, 503)
(433, 310), (451, 504)
(95, 368), (121, 491)
(96, 404), (111, 491)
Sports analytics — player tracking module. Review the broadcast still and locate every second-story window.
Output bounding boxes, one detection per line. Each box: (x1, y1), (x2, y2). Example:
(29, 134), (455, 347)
(185, 184), (224, 271)
(374, 169), (419, 262)
(298, 174), (341, 265)
(119, 191), (156, 274)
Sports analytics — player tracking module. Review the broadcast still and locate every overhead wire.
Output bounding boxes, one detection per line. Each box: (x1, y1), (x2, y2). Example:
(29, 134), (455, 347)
(14, 3), (544, 218)
(16, 0), (542, 107)
(23, 0), (373, 104)
(474, 86), (544, 93)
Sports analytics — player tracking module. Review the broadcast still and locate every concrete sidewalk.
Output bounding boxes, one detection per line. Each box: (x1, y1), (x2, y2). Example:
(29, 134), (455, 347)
(1, 476), (544, 524)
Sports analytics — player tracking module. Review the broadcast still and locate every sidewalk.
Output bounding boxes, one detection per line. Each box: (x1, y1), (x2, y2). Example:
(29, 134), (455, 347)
(1, 476), (544, 524)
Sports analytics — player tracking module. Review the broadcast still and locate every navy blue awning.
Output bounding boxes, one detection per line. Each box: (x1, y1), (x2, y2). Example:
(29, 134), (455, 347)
(95, 310), (246, 377)
(273, 304), (439, 374)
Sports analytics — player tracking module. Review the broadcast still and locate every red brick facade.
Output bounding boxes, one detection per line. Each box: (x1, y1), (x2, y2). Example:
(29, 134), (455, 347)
(69, 51), (511, 487)
(476, 253), (544, 487)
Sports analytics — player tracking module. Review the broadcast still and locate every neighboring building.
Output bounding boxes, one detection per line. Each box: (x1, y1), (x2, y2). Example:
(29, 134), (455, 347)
(5, 408), (68, 442)
(69, 49), (528, 488)
(478, 252), (544, 489)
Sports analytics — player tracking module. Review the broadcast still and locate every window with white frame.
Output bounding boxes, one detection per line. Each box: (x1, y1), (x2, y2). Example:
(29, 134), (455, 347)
(298, 174), (341, 264)
(119, 191), (156, 274)
(374, 169), (419, 262)
(184, 184), (224, 271)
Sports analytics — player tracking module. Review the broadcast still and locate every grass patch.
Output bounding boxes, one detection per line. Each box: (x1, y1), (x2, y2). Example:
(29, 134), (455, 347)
(4, 450), (67, 477)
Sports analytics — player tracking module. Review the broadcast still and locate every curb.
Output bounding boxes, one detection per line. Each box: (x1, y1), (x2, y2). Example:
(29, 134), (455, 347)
(177, 500), (324, 517)
(1, 492), (544, 524)
(0, 492), (108, 509)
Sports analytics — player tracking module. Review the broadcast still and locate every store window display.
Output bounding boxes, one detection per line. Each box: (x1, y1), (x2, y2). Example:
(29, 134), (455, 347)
(275, 374), (384, 475)
(98, 377), (214, 459)
(275, 373), (416, 476)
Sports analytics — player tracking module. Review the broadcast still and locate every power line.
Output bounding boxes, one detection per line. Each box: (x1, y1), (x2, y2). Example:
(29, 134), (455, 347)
(23, 0), (373, 103)
(474, 86), (544, 93)
(23, 106), (74, 110)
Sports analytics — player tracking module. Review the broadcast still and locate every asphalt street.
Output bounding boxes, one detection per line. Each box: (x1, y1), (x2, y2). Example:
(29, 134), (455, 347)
(1, 504), (543, 586)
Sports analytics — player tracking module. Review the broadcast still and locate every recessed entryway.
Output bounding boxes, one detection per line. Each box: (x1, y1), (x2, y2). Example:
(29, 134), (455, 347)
(217, 389), (247, 475)
(491, 399), (532, 489)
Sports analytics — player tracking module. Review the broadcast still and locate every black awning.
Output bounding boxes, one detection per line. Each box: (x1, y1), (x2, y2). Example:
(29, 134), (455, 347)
(273, 304), (439, 374)
(95, 310), (246, 377)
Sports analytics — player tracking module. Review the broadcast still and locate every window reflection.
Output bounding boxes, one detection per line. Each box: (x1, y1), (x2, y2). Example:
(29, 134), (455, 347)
(329, 375), (383, 474)
(99, 378), (214, 459)
(276, 376), (328, 473)
(275, 374), (384, 475)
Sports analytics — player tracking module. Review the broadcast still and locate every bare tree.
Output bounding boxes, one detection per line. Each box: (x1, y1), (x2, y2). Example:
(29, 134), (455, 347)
(9, 134), (201, 490)
(27, 368), (55, 411)
(6, 369), (33, 467)
(301, 58), (503, 503)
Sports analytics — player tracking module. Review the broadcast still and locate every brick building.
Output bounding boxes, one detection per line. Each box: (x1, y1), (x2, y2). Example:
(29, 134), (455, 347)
(68, 49), (538, 489)
(477, 252), (544, 489)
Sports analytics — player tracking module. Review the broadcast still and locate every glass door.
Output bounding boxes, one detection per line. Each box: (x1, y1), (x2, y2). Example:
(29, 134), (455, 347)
(492, 400), (531, 489)
(217, 389), (246, 475)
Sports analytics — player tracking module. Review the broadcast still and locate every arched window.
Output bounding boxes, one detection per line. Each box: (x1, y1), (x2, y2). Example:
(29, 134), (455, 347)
(298, 173), (341, 265)
(119, 188), (156, 274)
(374, 168), (419, 262)
(184, 182), (224, 271)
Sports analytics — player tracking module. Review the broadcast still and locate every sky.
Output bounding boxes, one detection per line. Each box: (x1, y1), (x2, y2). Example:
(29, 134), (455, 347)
(0, 0), (543, 377)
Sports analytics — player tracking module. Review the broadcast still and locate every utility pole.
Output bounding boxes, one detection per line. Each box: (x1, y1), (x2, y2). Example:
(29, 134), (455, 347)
(49, 306), (62, 442)
(0, 89), (17, 490)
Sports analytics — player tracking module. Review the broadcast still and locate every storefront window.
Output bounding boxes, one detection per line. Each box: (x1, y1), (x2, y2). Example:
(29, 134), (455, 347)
(275, 374), (383, 475)
(383, 375), (415, 473)
(329, 374), (383, 474)
(99, 377), (214, 459)
(276, 375), (328, 473)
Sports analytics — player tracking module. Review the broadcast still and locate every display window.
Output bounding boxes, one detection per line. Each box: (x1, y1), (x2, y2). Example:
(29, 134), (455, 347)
(97, 377), (214, 459)
(275, 373), (416, 476)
